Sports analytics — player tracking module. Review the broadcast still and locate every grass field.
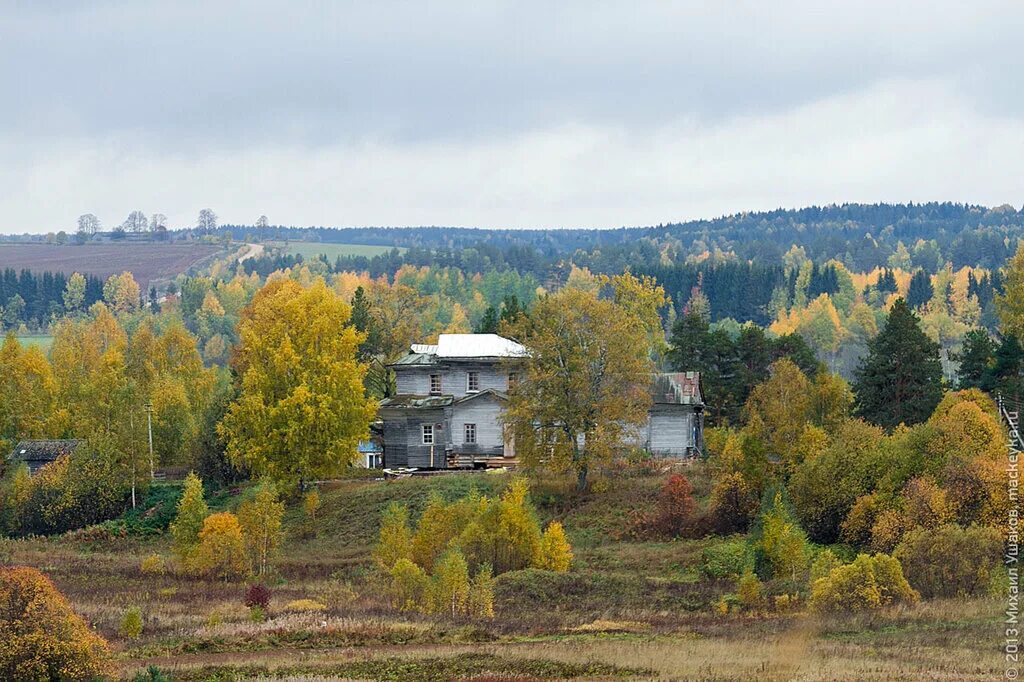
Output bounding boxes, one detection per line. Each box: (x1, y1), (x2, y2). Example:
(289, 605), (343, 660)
(15, 334), (54, 351)
(4, 468), (1003, 681)
(268, 241), (405, 260)
(0, 242), (222, 289)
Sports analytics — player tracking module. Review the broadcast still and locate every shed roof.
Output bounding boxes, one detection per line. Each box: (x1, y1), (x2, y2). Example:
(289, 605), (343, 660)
(651, 372), (703, 405)
(8, 439), (83, 463)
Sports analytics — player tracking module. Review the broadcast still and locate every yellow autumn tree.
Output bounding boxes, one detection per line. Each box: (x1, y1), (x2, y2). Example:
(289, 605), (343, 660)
(374, 502), (413, 570)
(504, 287), (653, 491)
(219, 279), (377, 489)
(193, 512), (249, 580)
(537, 521), (573, 572)
(996, 244), (1024, 337)
(170, 473), (208, 565)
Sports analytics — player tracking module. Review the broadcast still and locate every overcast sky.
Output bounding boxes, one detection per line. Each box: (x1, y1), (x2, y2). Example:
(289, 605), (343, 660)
(2, 1), (1022, 233)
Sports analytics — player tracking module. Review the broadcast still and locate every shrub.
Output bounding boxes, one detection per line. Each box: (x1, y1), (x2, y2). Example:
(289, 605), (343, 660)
(120, 606), (144, 640)
(810, 553), (919, 612)
(869, 509), (908, 553)
(193, 512), (249, 580)
(736, 571), (764, 610)
(390, 558), (429, 612)
(754, 491), (809, 582)
(243, 583), (272, 610)
(431, 549), (471, 617)
(902, 477), (952, 529)
(302, 489), (321, 537)
(284, 598), (326, 613)
(170, 473), (208, 563)
(651, 474), (697, 537)
(894, 524), (1003, 598)
(469, 563), (495, 619)
(707, 472), (758, 534)
(140, 553), (165, 575)
(536, 522), (573, 572)
(374, 502), (412, 570)
(0, 566), (112, 679)
(810, 548), (844, 583)
(133, 665), (172, 682)
(840, 494), (879, 547)
(700, 539), (754, 580)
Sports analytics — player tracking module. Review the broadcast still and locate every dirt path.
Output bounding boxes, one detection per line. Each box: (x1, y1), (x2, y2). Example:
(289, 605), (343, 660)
(237, 242), (265, 263)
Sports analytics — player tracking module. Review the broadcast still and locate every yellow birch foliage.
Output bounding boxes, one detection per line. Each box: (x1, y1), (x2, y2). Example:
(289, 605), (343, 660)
(237, 480), (285, 576)
(193, 512), (249, 580)
(537, 521), (573, 572)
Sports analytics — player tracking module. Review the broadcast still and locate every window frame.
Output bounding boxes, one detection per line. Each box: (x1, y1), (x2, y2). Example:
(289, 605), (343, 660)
(466, 370), (480, 393)
(464, 423), (477, 444)
(429, 373), (442, 395)
(507, 372), (518, 389)
(421, 423), (434, 445)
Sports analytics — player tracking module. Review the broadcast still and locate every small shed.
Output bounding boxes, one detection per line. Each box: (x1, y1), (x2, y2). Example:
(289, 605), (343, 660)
(7, 440), (83, 474)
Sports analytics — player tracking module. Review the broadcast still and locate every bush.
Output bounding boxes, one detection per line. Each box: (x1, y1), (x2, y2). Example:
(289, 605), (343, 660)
(810, 554), (919, 612)
(192, 512), (249, 580)
(0, 566), (113, 679)
(243, 583), (272, 610)
(894, 524), (1002, 598)
(651, 474), (697, 537)
(736, 571), (764, 610)
(536, 522), (573, 572)
(120, 606), (144, 640)
(810, 548), (844, 583)
(707, 472), (758, 534)
(133, 665), (172, 682)
(390, 558), (429, 612)
(284, 598), (327, 613)
(700, 539), (754, 580)
(140, 554), (165, 575)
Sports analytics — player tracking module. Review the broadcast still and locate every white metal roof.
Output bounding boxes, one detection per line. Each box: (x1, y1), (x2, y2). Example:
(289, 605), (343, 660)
(429, 333), (526, 358)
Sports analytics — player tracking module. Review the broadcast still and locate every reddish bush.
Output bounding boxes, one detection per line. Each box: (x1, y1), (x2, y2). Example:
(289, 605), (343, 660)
(652, 474), (697, 537)
(244, 583), (272, 610)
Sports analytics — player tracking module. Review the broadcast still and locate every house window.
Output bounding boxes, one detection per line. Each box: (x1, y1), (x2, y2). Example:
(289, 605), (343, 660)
(507, 372), (518, 389)
(366, 453), (383, 469)
(467, 371), (480, 392)
(464, 423), (477, 444)
(429, 374), (441, 395)
(422, 424), (434, 445)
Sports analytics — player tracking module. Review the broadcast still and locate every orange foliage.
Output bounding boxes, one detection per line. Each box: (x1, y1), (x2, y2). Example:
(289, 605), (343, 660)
(0, 566), (112, 680)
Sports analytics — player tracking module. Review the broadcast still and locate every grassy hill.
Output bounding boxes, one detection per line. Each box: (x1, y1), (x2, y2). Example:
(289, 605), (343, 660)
(268, 241), (406, 260)
(4, 467), (1003, 681)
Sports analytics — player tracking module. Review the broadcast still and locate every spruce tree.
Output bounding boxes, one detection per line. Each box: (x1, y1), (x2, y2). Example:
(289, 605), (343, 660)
(906, 270), (933, 309)
(956, 328), (994, 389)
(853, 298), (942, 428)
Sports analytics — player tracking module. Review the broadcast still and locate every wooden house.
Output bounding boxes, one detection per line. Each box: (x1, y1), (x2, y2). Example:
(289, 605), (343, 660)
(379, 334), (704, 469)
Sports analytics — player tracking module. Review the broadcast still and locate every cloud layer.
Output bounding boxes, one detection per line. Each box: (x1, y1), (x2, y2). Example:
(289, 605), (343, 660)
(2, 1), (1022, 232)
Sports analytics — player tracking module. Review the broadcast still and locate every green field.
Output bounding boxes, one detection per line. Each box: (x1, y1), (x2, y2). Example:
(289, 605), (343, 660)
(269, 241), (405, 260)
(16, 334), (54, 351)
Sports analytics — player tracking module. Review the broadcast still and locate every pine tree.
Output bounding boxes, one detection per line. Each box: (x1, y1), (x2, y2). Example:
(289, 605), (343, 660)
(853, 299), (943, 428)
(475, 306), (499, 334)
(985, 335), (1024, 400)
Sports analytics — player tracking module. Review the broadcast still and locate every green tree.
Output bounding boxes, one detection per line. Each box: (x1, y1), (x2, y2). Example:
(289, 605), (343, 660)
(63, 272), (87, 313)
(853, 299), (943, 429)
(956, 329), (994, 389)
(505, 287), (653, 491)
(997, 242), (1024, 338)
(170, 473), (208, 563)
(237, 480), (285, 576)
(219, 279), (378, 489)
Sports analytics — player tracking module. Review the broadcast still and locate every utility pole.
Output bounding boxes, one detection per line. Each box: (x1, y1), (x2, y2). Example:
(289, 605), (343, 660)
(129, 411), (137, 508)
(145, 402), (155, 479)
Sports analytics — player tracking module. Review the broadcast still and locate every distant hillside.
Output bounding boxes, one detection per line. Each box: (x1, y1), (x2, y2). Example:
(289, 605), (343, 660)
(214, 202), (1022, 271)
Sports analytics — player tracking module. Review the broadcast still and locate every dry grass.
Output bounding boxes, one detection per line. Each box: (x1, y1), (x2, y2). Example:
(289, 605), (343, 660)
(4, 471), (1004, 681)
